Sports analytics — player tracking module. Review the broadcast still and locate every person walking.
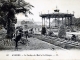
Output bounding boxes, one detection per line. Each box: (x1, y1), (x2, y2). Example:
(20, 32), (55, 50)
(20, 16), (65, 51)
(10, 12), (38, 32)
(71, 34), (76, 41)
(14, 29), (23, 49)
(25, 30), (28, 39)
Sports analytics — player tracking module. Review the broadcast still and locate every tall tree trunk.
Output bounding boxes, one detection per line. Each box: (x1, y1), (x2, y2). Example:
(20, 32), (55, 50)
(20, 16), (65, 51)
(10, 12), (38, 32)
(7, 18), (14, 39)
(7, 18), (11, 38)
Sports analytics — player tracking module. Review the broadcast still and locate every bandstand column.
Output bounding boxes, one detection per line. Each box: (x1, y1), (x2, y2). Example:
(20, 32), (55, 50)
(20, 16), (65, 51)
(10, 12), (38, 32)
(70, 17), (72, 26)
(62, 17), (63, 25)
(68, 17), (70, 26)
(49, 18), (50, 28)
(42, 18), (43, 27)
(65, 17), (66, 26)
(44, 18), (45, 27)
(58, 12), (60, 27)
(55, 17), (56, 27)
(69, 17), (71, 26)
(58, 17), (59, 27)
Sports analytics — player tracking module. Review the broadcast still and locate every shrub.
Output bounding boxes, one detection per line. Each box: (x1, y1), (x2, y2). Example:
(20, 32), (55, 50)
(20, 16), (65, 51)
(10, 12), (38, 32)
(41, 27), (46, 35)
(58, 25), (66, 38)
(48, 31), (53, 36)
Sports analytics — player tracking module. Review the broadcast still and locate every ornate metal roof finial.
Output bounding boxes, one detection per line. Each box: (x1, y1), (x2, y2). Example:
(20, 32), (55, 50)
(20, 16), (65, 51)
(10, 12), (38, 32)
(56, 6), (57, 9)
(67, 10), (68, 14)
(54, 6), (59, 12)
(73, 11), (75, 14)
(48, 10), (49, 14)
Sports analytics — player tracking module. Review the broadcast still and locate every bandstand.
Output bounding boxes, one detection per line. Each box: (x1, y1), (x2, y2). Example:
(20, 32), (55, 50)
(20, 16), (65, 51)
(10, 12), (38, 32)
(40, 9), (74, 28)
(40, 9), (74, 34)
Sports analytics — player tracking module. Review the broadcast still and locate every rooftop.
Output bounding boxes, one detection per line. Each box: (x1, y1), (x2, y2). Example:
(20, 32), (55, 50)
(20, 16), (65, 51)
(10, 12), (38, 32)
(40, 13), (74, 18)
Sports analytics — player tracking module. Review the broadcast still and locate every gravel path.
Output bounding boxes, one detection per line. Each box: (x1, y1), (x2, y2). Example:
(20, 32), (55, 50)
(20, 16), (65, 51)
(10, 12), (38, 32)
(0, 37), (64, 50)
(20, 37), (64, 50)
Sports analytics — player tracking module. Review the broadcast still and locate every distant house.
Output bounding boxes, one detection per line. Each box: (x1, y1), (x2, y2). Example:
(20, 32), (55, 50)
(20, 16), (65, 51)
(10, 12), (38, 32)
(21, 20), (36, 29)
(21, 20), (42, 34)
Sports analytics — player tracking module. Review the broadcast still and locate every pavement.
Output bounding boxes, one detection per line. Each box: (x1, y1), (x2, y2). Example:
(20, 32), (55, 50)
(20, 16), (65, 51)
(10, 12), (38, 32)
(19, 37), (64, 50)
(0, 37), (64, 50)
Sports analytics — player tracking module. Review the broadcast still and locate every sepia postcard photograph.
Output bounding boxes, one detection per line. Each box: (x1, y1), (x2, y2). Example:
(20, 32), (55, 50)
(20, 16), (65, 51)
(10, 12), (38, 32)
(0, 0), (80, 60)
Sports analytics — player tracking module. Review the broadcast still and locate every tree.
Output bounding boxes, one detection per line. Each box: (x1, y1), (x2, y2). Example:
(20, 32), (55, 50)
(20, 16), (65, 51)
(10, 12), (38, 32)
(0, 0), (34, 38)
(58, 25), (66, 38)
(74, 18), (80, 27)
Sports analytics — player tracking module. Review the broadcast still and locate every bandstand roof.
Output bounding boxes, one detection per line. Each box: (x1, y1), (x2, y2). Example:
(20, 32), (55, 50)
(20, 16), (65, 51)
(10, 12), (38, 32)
(40, 13), (74, 18)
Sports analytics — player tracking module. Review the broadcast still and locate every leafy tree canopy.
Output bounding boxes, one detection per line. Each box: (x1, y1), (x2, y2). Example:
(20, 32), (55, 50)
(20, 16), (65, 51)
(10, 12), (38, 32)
(0, 0), (34, 17)
(0, 0), (34, 38)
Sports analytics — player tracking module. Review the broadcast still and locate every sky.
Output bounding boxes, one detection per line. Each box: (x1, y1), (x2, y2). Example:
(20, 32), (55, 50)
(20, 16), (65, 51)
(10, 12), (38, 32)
(16, 0), (80, 22)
